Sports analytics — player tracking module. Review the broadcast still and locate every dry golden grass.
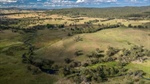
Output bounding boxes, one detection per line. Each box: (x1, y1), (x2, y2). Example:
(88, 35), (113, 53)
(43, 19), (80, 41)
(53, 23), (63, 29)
(3, 12), (149, 29)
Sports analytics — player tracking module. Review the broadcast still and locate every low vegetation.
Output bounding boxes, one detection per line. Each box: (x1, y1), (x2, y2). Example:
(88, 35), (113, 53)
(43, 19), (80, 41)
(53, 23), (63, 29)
(0, 6), (150, 84)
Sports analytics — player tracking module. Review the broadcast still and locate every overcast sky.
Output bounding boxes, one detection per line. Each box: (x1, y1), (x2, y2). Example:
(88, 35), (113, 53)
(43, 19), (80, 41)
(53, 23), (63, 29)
(0, 0), (149, 8)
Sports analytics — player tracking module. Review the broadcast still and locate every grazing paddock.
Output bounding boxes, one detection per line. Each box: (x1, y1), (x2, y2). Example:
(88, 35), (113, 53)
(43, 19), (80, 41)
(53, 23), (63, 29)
(0, 7), (150, 84)
(2, 12), (149, 28)
(36, 27), (150, 64)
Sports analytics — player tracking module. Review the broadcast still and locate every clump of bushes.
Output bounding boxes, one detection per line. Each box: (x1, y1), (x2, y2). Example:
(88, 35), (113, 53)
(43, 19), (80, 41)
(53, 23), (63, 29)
(27, 65), (41, 75)
(75, 50), (84, 56)
(106, 46), (120, 57)
(119, 45), (150, 62)
(64, 58), (73, 64)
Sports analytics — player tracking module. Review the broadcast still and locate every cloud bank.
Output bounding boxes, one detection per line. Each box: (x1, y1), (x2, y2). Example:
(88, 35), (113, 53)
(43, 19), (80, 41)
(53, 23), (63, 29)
(0, 0), (17, 2)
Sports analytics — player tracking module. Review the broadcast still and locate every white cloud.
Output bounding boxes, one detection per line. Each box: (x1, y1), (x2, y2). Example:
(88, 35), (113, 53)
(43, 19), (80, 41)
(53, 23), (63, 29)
(76, 0), (117, 3)
(0, 0), (17, 2)
(124, 0), (149, 3)
(125, 0), (137, 2)
(50, 0), (74, 3)
(130, 0), (136, 1)
(76, 0), (85, 3)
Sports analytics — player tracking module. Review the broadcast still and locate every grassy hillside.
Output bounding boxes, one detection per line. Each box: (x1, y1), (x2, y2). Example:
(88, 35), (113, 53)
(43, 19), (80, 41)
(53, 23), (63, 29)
(36, 27), (150, 63)
(0, 30), (57, 84)
(0, 6), (150, 84)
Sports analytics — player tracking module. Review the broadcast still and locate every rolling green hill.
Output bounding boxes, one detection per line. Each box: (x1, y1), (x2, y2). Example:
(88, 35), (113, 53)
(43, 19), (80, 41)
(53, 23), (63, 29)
(0, 6), (150, 84)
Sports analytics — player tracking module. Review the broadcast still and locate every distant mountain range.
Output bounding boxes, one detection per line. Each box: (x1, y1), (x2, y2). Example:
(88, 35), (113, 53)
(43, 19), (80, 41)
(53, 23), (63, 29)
(0, 0), (149, 9)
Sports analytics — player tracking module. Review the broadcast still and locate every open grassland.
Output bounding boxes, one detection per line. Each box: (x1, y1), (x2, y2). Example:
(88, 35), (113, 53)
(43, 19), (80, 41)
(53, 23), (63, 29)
(0, 30), (57, 84)
(36, 27), (150, 64)
(0, 30), (23, 49)
(0, 7), (150, 84)
(87, 62), (118, 69)
(47, 7), (150, 18)
(1, 12), (149, 28)
(0, 53), (57, 84)
(33, 29), (68, 48)
(126, 60), (150, 78)
(0, 18), (150, 84)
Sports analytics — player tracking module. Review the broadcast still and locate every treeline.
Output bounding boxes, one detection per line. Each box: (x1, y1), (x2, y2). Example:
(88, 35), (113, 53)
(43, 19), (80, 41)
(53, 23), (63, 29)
(47, 6), (150, 19)
(0, 17), (50, 29)
(128, 24), (149, 29)
(67, 24), (121, 36)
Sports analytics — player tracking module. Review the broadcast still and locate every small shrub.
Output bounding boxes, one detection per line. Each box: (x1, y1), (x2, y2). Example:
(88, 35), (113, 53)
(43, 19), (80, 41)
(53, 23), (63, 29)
(75, 50), (84, 56)
(106, 47), (120, 56)
(27, 65), (41, 75)
(64, 58), (72, 64)
(74, 36), (83, 42)
(82, 63), (89, 67)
